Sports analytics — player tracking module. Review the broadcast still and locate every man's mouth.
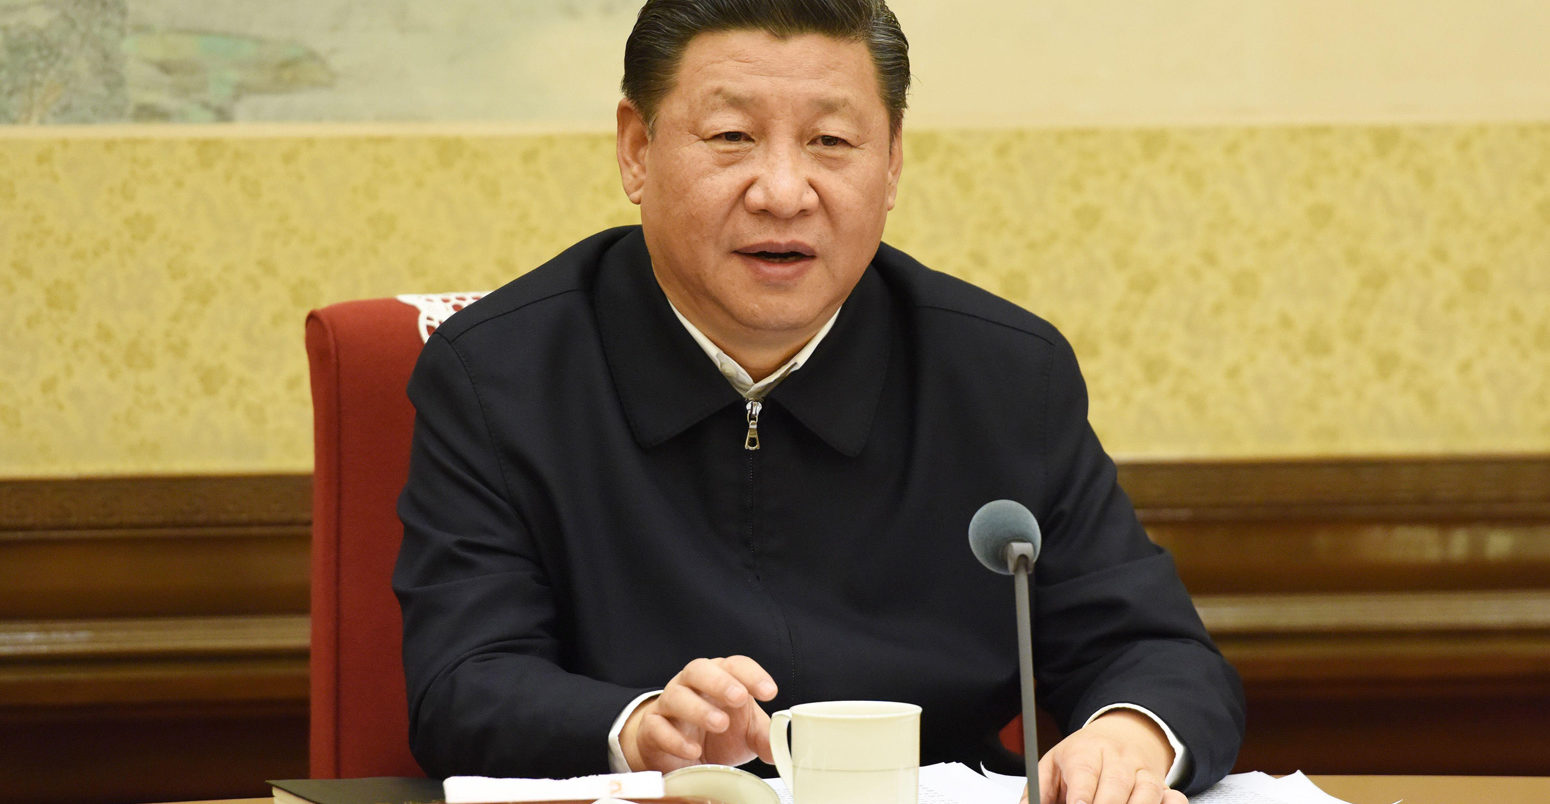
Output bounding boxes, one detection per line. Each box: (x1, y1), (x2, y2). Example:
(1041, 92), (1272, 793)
(737, 243), (817, 264)
(745, 250), (811, 263)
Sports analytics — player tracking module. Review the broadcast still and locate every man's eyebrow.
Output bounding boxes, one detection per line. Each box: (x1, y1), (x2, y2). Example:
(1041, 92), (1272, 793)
(709, 87), (755, 108)
(809, 95), (854, 116)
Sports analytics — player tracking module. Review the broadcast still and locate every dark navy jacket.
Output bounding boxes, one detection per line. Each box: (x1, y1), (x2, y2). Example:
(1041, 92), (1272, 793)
(394, 226), (1244, 791)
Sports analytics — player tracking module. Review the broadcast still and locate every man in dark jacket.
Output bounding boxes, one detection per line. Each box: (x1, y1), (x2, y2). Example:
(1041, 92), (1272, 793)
(394, 2), (1244, 802)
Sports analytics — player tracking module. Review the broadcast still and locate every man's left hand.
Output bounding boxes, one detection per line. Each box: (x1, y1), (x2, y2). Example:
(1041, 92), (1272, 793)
(1020, 709), (1185, 804)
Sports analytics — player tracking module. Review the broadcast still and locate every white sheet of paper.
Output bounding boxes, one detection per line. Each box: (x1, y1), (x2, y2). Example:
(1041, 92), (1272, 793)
(920, 762), (1023, 803)
(1193, 770), (1362, 804)
(764, 763), (1022, 804)
(442, 771), (664, 803)
(979, 764), (1034, 797)
(1274, 772), (1369, 804)
(762, 764), (1373, 804)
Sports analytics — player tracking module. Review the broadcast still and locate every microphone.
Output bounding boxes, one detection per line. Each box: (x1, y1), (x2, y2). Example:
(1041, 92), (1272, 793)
(968, 499), (1042, 574)
(968, 499), (1042, 804)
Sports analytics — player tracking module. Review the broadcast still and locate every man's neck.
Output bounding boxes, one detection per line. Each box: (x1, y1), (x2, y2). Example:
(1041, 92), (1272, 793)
(668, 308), (832, 383)
(728, 342), (805, 384)
(666, 301), (842, 397)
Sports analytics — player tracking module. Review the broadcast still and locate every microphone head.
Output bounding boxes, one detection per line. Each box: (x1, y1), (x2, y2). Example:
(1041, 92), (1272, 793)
(967, 499), (1042, 575)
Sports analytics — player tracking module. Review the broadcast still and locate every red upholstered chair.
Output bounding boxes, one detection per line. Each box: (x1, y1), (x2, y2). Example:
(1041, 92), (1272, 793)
(305, 293), (482, 778)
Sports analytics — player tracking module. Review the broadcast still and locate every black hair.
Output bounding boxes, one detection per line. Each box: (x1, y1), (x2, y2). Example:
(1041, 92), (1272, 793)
(622, 0), (910, 134)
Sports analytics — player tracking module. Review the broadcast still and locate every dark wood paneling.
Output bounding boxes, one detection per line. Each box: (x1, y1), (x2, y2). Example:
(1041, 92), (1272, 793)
(0, 615), (308, 707)
(1118, 455), (1550, 520)
(1114, 456), (1550, 775)
(1199, 591), (1550, 774)
(0, 476), (311, 804)
(0, 458), (1547, 801)
(1118, 456), (1550, 600)
(1150, 520), (1550, 594)
(0, 615), (308, 803)
(0, 475), (311, 619)
(0, 474), (313, 531)
(1239, 687), (1550, 777)
(0, 703), (307, 804)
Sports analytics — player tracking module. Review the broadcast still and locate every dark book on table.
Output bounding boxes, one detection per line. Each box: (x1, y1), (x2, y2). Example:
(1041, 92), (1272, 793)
(268, 776), (445, 804)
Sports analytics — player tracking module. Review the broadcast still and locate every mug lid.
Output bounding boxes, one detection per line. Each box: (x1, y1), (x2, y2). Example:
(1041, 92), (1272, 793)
(664, 764), (780, 804)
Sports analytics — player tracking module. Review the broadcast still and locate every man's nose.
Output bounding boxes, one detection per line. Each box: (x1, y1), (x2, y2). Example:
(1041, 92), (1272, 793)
(745, 144), (818, 218)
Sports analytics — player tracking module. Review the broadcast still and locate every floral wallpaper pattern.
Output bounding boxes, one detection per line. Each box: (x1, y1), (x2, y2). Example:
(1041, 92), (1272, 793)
(2, 123), (1547, 475)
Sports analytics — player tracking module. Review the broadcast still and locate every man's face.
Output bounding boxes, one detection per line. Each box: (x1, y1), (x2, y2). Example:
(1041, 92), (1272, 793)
(617, 29), (902, 366)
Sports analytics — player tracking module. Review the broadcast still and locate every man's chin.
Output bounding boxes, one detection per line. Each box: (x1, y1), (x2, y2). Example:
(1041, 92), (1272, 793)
(734, 251), (819, 286)
(726, 308), (837, 344)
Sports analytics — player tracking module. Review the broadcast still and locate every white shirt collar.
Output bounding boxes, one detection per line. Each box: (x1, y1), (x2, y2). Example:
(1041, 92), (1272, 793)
(667, 303), (842, 399)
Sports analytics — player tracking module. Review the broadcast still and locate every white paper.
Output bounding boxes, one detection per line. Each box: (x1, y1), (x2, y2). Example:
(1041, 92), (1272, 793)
(1277, 772), (1365, 804)
(726, 764), (1364, 804)
(1193, 771), (1358, 804)
(920, 762), (1024, 804)
(979, 765), (1035, 797)
(443, 771), (664, 803)
(764, 763), (1021, 804)
(980, 765), (1361, 804)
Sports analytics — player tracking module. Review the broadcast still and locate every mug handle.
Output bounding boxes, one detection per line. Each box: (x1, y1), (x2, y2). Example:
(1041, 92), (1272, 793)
(769, 709), (794, 789)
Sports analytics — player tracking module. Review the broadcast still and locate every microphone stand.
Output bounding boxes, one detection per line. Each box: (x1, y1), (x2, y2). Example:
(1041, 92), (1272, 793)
(1009, 542), (1040, 804)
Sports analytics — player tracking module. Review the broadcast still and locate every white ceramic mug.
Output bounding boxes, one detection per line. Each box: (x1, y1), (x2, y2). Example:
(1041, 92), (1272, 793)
(769, 700), (921, 804)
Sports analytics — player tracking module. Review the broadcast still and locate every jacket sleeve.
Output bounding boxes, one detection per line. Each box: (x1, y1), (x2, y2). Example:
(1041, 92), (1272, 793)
(1030, 334), (1246, 794)
(393, 332), (650, 778)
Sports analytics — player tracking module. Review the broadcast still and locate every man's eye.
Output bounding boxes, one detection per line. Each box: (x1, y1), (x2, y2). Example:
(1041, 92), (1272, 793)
(714, 131), (751, 143)
(815, 135), (849, 148)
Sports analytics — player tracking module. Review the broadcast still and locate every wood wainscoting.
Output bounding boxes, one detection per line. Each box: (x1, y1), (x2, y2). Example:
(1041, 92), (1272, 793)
(1, 457), (1547, 803)
(1127, 457), (1550, 776)
(0, 475), (311, 804)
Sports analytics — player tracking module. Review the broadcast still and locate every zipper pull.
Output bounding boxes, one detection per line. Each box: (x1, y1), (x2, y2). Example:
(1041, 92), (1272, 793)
(744, 399), (763, 451)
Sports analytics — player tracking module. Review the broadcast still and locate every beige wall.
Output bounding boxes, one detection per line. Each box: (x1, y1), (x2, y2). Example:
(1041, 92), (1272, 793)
(3, 1), (1549, 477)
(897, 0), (1550, 128)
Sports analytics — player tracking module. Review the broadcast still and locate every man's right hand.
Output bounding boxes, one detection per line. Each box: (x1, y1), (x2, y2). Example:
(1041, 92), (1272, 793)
(619, 656), (779, 772)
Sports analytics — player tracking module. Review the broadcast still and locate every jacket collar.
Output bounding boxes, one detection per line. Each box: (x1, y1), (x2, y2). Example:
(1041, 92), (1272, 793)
(595, 228), (892, 457)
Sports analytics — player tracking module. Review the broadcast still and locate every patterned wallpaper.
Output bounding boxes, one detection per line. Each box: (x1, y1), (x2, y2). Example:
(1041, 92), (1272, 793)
(2, 123), (1548, 476)
(895, 125), (1550, 459)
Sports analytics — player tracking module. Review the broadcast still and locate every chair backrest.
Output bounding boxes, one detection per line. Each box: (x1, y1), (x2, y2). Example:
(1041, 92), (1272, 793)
(305, 293), (481, 778)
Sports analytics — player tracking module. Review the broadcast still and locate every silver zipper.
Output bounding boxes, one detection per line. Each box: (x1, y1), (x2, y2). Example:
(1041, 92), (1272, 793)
(744, 399), (763, 451)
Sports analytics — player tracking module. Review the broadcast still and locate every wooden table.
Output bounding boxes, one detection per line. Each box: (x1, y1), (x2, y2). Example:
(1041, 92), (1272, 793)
(158, 776), (1550, 804)
(1305, 776), (1548, 804)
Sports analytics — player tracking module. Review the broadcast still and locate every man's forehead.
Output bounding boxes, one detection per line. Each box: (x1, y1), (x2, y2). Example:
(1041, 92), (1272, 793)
(667, 30), (880, 114)
(703, 86), (856, 114)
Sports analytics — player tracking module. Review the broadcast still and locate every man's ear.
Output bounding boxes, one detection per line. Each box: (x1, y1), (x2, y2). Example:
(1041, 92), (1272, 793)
(616, 99), (650, 205)
(884, 126), (904, 211)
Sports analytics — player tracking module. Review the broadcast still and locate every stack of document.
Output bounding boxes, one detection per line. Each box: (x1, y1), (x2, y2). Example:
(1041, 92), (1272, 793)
(444, 772), (665, 802)
(867, 764), (1368, 804)
(1194, 771), (1386, 804)
(427, 764), (1375, 804)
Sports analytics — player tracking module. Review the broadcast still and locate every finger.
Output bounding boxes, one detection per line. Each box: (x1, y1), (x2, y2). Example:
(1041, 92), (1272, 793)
(1123, 768), (1167, 804)
(719, 654), (779, 701)
(1092, 763), (1143, 804)
(1037, 752), (1059, 804)
(1163, 789), (1188, 804)
(1057, 753), (1103, 804)
(744, 698), (775, 762)
(640, 710), (702, 762)
(657, 679), (733, 733)
(674, 658), (757, 709)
